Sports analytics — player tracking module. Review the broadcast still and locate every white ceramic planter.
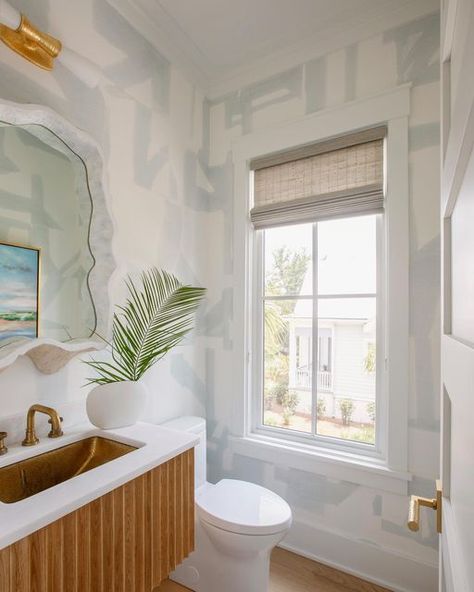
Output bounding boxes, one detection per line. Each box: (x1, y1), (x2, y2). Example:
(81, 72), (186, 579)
(86, 381), (148, 429)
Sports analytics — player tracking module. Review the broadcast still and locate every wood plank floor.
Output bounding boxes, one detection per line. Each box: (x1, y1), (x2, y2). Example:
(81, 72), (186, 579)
(156, 580), (190, 592)
(155, 547), (392, 592)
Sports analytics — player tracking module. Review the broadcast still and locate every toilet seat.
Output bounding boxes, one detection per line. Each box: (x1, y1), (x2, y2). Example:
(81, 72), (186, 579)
(196, 479), (292, 536)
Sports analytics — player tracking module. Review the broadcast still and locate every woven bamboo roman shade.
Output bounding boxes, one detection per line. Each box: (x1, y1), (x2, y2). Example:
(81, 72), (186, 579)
(250, 127), (386, 228)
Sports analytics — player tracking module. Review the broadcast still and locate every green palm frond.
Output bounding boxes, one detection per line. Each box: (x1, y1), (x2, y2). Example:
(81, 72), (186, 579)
(264, 301), (285, 345)
(85, 268), (206, 385)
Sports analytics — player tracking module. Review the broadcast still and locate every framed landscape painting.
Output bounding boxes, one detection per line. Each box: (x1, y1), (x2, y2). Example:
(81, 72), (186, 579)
(0, 242), (40, 343)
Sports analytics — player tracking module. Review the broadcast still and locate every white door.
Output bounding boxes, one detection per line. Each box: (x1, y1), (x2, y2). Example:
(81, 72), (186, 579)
(439, 0), (474, 589)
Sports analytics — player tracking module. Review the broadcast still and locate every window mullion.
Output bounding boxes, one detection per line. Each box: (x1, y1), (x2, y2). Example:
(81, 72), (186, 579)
(311, 223), (319, 436)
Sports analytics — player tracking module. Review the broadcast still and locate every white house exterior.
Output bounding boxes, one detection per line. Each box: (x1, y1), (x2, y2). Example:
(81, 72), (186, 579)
(288, 275), (376, 424)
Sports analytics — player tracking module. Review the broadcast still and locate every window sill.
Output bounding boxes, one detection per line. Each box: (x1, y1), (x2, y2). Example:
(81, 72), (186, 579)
(230, 433), (411, 495)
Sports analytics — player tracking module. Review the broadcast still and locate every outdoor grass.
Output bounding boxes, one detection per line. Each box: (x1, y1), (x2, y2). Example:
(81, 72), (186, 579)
(264, 410), (375, 444)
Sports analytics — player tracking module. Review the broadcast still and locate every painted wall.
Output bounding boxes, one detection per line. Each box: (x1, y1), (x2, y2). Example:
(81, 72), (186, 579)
(204, 11), (441, 592)
(0, 0), (209, 441)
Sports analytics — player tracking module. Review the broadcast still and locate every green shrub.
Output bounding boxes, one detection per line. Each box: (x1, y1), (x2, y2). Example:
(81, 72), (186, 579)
(271, 382), (288, 406)
(317, 398), (326, 419)
(366, 401), (376, 423)
(339, 398), (355, 426)
(364, 342), (376, 373)
(264, 392), (274, 410)
(281, 390), (299, 425)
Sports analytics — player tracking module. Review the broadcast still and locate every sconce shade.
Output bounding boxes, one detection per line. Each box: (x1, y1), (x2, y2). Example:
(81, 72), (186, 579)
(0, 0), (20, 29)
(57, 47), (102, 88)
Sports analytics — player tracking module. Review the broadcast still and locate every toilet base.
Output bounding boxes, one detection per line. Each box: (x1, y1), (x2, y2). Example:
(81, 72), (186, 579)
(171, 518), (286, 592)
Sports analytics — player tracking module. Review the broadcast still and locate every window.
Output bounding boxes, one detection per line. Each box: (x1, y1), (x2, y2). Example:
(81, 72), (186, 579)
(251, 128), (385, 451)
(260, 216), (379, 446)
(232, 87), (410, 489)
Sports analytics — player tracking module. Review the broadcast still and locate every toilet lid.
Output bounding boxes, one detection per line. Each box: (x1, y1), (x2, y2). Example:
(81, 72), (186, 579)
(196, 479), (292, 536)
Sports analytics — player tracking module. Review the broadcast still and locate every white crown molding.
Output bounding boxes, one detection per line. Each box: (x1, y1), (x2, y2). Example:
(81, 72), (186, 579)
(107, 0), (439, 99)
(207, 0), (439, 100)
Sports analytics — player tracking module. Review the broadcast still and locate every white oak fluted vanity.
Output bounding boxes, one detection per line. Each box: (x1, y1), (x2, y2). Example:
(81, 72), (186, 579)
(0, 422), (197, 591)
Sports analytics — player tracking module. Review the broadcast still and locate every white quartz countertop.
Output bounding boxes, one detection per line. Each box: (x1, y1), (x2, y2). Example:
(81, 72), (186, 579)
(0, 421), (198, 551)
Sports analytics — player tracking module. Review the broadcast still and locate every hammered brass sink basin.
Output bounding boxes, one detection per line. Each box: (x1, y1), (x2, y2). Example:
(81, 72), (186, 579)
(0, 437), (137, 504)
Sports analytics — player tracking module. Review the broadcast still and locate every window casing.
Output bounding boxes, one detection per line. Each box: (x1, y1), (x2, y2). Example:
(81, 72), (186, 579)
(231, 87), (410, 489)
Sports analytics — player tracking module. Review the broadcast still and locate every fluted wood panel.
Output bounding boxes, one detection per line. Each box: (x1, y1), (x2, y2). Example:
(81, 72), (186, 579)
(0, 449), (194, 592)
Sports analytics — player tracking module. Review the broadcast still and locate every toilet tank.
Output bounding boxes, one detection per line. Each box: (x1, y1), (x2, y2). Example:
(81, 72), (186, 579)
(162, 416), (206, 489)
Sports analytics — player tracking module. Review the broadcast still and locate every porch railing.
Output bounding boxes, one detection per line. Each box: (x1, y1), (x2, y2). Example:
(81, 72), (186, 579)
(295, 365), (332, 391)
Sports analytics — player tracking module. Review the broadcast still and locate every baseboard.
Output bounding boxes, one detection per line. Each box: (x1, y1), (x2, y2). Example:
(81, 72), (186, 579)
(279, 524), (438, 592)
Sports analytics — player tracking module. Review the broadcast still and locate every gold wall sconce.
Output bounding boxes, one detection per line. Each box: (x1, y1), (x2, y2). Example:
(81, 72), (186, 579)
(0, 1), (100, 86)
(0, 14), (62, 71)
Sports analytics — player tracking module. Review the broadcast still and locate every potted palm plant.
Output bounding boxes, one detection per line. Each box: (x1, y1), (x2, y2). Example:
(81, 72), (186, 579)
(85, 268), (205, 429)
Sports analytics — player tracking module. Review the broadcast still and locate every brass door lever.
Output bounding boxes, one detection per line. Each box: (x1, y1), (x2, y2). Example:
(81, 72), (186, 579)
(408, 480), (442, 534)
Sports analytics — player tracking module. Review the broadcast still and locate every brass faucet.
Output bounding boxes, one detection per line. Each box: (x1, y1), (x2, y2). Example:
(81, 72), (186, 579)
(0, 432), (7, 455)
(22, 405), (63, 446)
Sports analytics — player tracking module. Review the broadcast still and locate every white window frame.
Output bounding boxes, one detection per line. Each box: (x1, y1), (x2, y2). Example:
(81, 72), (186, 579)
(230, 85), (411, 494)
(251, 217), (384, 458)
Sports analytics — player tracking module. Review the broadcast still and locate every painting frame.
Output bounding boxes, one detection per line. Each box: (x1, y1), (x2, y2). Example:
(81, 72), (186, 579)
(0, 241), (40, 343)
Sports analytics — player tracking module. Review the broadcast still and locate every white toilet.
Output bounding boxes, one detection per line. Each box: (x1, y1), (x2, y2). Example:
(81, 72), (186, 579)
(162, 416), (292, 592)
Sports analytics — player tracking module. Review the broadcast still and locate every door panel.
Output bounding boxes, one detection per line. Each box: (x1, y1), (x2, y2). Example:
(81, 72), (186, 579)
(451, 148), (474, 343)
(441, 0), (474, 589)
(441, 337), (474, 590)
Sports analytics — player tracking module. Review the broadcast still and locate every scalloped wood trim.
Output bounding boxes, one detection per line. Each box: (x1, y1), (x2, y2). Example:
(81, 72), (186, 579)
(0, 338), (102, 374)
(25, 343), (97, 374)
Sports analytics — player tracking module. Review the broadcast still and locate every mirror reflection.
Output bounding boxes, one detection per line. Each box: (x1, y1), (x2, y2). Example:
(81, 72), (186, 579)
(0, 122), (96, 344)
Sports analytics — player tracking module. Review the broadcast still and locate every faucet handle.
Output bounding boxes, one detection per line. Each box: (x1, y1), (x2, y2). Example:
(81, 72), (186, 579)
(0, 431), (8, 455)
(48, 416), (63, 424)
(47, 416), (63, 438)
